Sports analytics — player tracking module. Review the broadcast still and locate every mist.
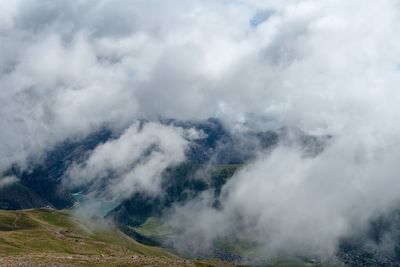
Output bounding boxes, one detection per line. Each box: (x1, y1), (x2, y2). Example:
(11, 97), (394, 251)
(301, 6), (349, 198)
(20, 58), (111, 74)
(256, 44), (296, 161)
(2, 0), (400, 261)
(65, 122), (198, 200)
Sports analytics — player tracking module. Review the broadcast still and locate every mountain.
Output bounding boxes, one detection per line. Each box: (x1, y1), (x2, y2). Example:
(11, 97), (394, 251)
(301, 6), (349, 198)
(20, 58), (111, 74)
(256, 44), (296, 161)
(106, 163), (240, 227)
(1, 118), (325, 212)
(0, 118), (331, 265)
(106, 119), (329, 229)
(2, 128), (114, 210)
(0, 182), (51, 210)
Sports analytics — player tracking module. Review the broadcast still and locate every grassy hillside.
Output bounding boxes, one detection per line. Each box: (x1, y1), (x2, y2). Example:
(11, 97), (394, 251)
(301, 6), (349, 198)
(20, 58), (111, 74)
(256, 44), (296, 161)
(0, 209), (238, 266)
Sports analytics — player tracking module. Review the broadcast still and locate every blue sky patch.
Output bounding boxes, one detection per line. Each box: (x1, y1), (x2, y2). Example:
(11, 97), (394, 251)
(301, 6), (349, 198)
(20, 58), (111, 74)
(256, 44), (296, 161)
(250, 9), (274, 28)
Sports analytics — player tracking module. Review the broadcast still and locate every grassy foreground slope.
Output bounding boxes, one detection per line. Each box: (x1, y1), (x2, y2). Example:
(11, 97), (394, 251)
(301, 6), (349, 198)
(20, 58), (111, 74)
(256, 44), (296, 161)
(0, 209), (238, 266)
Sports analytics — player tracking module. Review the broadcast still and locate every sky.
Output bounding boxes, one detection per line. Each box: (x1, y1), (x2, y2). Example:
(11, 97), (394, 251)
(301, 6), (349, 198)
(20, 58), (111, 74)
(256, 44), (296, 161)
(2, 0), (400, 259)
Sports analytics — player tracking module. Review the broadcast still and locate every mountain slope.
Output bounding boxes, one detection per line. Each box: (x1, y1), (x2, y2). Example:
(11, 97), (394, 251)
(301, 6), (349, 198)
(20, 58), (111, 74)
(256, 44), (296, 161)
(0, 209), (237, 266)
(0, 182), (51, 210)
(3, 128), (114, 210)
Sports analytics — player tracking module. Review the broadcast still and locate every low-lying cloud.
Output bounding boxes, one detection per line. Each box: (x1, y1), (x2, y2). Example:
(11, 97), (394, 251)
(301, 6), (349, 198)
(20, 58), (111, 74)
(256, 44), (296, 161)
(2, 0), (400, 260)
(164, 139), (400, 258)
(65, 122), (196, 200)
(0, 176), (18, 188)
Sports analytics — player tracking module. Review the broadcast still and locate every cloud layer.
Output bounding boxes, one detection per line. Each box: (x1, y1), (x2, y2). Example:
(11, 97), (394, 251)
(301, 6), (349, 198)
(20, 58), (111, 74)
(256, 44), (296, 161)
(2, 0), (400, 259)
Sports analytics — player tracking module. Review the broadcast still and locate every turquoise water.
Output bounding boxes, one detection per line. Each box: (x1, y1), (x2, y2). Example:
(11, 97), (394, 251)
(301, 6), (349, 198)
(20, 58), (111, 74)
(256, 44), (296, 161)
(71, 193), (119, 217)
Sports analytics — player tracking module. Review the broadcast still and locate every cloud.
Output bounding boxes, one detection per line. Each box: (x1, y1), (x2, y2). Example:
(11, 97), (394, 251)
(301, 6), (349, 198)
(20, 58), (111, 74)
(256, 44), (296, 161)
(65, 122), (195, 200)
(0, 176), (18, 188)
(164, 138), (400, 258)
(1, 0), (400, 260)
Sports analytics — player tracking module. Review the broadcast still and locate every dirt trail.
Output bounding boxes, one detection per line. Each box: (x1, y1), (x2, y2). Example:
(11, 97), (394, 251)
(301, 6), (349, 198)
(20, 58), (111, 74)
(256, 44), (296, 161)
(0, 253), (241, 267)
(12, 211), (21, 228)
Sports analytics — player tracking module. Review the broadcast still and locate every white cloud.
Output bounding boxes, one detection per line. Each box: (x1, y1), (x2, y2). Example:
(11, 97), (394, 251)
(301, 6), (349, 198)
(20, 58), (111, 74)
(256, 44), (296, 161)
(66, 122), (191, 200)
(2, 0), (400, 259)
